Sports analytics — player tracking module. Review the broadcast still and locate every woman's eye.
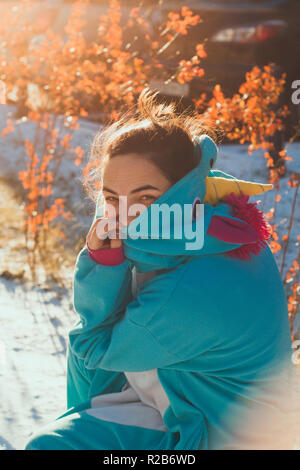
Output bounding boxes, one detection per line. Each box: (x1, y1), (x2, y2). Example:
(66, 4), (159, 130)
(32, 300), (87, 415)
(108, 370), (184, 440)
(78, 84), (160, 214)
(105, 196), (118, 203)
(139, 195), (156, 202)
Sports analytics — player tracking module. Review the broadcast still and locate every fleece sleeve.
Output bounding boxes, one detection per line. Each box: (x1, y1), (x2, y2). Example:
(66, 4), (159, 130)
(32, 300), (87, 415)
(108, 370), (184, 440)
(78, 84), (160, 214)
(68, 244), (185, 372)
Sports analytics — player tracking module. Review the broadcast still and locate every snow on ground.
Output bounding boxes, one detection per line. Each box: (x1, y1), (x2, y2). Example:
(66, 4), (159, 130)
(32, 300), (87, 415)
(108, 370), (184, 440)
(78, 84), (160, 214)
(0, 277), (76, 450)
(0, 104), (299, 449)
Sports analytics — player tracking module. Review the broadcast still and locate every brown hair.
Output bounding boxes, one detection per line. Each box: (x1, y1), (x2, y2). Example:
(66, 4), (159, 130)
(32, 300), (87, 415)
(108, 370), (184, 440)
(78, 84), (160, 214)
(83, 87), (218, 203)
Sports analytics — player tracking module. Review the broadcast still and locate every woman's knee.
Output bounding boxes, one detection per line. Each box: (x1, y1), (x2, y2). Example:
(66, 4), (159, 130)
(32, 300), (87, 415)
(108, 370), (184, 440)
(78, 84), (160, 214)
(24, 430), (62, 450)
(24, 418), (74, 450)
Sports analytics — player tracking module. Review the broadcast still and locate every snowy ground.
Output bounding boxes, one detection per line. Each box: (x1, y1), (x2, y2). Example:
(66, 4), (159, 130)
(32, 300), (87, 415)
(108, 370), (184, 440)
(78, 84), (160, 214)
(0, 278), (75, 450)
(0, 104), (299, 449)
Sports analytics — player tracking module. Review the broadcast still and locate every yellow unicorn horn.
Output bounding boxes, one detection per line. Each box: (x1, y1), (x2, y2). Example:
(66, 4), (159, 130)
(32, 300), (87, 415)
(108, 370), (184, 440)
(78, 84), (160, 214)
(203, 177), (273, 206)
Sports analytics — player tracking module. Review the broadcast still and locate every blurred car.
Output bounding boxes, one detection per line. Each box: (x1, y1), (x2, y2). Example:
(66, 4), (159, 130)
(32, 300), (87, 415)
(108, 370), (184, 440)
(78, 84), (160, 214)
(148, 0), (300, 138)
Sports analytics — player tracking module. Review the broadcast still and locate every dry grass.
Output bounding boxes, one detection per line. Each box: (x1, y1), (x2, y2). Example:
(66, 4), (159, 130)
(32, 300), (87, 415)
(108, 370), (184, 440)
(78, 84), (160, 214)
(0, 176), (83, 291)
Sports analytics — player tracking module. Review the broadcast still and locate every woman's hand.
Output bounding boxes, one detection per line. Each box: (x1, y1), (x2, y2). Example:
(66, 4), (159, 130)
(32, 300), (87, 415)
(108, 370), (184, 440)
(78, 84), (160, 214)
(86, 216), (122, 250)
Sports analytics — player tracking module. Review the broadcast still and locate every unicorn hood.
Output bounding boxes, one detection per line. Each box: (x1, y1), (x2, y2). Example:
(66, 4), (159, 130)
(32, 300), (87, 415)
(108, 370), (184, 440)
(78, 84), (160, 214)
(95, 135), (273, 272)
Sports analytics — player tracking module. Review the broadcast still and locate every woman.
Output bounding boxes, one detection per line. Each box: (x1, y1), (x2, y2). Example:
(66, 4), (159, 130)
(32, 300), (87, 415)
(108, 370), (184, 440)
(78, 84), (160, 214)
(24, 88), (296, 450)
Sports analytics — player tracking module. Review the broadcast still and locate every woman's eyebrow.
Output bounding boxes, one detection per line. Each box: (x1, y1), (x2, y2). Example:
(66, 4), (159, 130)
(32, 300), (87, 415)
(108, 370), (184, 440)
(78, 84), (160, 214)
(130, 185), (160, 194)
(103, 185), (160, 195)
(103, 186), (118, 195)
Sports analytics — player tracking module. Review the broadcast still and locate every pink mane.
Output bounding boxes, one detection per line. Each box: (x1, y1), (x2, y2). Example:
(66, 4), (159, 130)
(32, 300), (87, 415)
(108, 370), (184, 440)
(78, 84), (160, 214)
(223, 192), (272, 261)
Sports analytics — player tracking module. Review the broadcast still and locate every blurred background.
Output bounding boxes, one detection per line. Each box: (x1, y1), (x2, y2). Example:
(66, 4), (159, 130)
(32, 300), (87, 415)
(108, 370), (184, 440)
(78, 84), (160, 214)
(3, 1), (300, 130)
(0, 0), (299, 450)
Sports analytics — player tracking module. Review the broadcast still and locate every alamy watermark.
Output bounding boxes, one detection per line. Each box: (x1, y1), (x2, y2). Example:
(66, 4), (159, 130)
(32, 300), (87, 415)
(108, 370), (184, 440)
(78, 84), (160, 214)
(291, 80), (300, 105)
(95, 196), (205, 250)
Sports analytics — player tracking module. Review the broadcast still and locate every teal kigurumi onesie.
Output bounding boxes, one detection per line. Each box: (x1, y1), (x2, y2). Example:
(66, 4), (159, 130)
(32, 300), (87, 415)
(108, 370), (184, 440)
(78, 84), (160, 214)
(24, 135), (296, 450)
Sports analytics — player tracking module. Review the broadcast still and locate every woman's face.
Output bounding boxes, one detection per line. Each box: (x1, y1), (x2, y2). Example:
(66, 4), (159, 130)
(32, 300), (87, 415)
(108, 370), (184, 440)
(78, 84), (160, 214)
(102, 153), (172, 228)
